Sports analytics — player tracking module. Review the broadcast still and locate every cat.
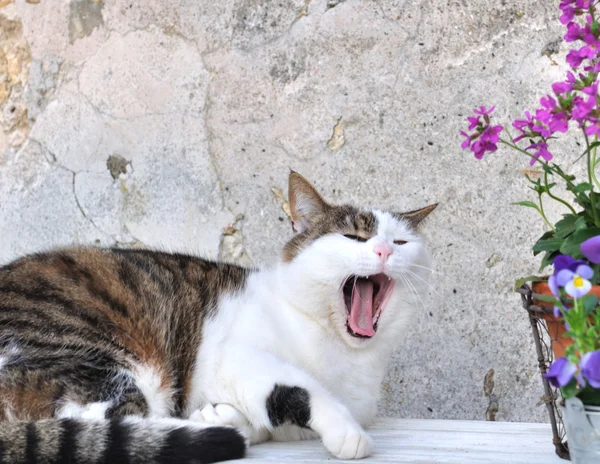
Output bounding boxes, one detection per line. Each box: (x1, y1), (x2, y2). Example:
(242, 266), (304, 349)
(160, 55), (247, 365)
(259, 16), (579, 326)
(0, 171), (436, 464)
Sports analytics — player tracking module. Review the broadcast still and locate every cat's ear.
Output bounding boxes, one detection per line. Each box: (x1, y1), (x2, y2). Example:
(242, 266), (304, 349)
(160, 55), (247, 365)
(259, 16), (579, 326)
(398, 203), (438, 228)
(288, 171), (329, 233)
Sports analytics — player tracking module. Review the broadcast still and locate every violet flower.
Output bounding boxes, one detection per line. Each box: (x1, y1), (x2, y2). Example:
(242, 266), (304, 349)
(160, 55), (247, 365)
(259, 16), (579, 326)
(545, 357), (577, 387)
(553, 305), (562, 318)
(585, 119), (600, 136)
(556, 263), (593, 298)
(467, 116), (480, 130)
(554, 255), (588, 273)
(471, 139), (498, 160)
(567, 49), (585, 68)
(473, 106), (496, 116)
(549, 255), (588, 299)
(581, 235), (600, 263)
(564, 22), (583, 42)
(581, 351), (600, 388)
(552, 71), (576, 95)
(460, 107), (503, 160)
(571, 93), (596, 122)
(525, 141), (553, 165)
(459, 131), (471, 149)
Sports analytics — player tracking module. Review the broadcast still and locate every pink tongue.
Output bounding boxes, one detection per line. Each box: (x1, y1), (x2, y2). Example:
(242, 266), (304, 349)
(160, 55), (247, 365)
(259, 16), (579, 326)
(349, 279), (375, 337)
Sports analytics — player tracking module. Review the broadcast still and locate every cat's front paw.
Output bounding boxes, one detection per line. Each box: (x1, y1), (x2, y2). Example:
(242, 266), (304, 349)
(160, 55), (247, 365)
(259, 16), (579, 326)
(321, 421), (373, 460)
(190, 403), (265, 444)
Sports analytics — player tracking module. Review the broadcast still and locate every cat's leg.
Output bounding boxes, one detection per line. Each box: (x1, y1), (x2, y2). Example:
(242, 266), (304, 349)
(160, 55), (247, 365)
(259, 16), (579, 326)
(190, 403), (269, 444)
(214, 349), (372, 460)
(105, 385), (150, 418)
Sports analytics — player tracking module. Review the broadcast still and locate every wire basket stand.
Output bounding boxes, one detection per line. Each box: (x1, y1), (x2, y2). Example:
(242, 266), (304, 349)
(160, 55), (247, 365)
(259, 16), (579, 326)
(517, 283), (570, 460)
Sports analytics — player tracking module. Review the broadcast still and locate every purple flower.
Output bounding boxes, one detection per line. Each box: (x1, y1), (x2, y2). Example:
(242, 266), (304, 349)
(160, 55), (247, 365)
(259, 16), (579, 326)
(567, 49), (585, 68)
(556, 264), (593, 298)
(549, 274), (560, 297)
(513, 111), (535, 142)
(473, 106), (495, 116)
(549, 255), (590, 297)
(471, 139), (498, 160)
(564, 21), (583, 42)
(526, 141), (553, 165)
(585, 119), (600, 136)
(553, 305), (562, 317)
(549, 112), (569, 133)
(572, 94), (597, 122)
(460, 107), (502, 160)
(582, 81), (598, 96)
(460, 131), (472, 149)
(553, 81), (573, 95)
(481, 125), (503, 144)
(581, 351), (600, 388)
(545, 357), (577, 387)
(560, 6), (576, 25)
(467, 116), (480, 130)
(554, 255), (589, 274)
(541, 95), (557, 110)
(552, 71), (577, 95)
(581, 235), (600, 263)
(579, 33), (600, 60)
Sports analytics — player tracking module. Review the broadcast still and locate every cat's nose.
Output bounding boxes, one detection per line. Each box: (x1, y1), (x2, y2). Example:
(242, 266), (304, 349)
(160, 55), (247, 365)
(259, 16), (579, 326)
(374, 242), (393, 262)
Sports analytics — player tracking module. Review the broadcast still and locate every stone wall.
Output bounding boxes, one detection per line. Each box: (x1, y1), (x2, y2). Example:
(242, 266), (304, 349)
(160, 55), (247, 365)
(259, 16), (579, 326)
(0, 0), (569, 422)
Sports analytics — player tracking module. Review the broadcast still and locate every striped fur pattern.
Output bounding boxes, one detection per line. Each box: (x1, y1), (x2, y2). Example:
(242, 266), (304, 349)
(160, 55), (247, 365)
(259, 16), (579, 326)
(0, 171), (436, 462)
(0, 249), (249, 463)
(0, 418), (244, 464)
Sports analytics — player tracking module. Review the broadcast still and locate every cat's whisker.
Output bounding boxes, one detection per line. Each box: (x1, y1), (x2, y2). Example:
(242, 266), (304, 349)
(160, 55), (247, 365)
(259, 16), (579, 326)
(403, 268), (451, 312)
(399, 274), (426, 313)
(407, 263), (436, 273)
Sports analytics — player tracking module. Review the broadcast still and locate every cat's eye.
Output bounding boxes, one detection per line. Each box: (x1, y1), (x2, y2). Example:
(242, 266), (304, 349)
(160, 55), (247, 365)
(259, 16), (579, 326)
(394, 240), (408, 245)
(344, 234), (368, 243)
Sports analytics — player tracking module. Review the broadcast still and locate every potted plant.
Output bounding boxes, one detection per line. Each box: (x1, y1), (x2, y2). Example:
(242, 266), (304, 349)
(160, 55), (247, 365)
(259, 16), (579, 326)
(542, 247), (600, 463)
(459, 0), (600, 460)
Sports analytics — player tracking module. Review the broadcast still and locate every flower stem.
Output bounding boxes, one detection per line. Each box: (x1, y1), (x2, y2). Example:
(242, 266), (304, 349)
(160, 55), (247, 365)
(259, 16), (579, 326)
(499, 138), (538, 162)
(537, 193), (556, 231)
(543, 163), (578, 215)
(584, 132), (600, 226)
(592, 135), (600, 191)
(499, 136), (577, 216)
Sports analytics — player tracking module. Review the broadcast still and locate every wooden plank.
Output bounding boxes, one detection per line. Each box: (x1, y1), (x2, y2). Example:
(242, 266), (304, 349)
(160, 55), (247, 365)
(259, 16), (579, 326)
(231, 419), (564, 463)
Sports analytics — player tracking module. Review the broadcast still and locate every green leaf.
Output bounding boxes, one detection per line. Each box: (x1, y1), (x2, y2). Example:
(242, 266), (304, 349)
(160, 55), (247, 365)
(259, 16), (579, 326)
(512, 200), (540, 210)
(539, 251), (556, 272)
(554, 214), (578, 239)
(532, 293), (559, 304)
(575, 216), (589, 230)
(514, 275), (545, 291)
(560, 228), (600, 258)
(582, 294), (599, 316)
(561, 379), (578, 399)
(577, 387), (600, 406)
(574, 182), (593, 193)
(532, 237), (564, 254)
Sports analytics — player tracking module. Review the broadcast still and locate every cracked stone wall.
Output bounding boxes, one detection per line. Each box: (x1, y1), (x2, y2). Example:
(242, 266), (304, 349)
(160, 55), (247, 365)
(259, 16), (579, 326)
(0, 0), (568, 423)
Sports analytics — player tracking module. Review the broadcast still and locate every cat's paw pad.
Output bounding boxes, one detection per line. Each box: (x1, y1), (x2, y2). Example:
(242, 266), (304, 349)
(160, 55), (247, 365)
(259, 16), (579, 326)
(191, 403), (256, 443)
(322, 422), (373, 460)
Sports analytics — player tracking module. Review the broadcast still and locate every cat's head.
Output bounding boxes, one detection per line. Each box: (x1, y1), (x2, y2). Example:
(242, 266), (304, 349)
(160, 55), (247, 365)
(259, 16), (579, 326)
(282, 171), (436, 348)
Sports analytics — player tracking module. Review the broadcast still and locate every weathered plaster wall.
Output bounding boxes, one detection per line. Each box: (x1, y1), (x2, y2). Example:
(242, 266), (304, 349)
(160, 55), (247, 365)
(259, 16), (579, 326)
(0, 0), (569, 422)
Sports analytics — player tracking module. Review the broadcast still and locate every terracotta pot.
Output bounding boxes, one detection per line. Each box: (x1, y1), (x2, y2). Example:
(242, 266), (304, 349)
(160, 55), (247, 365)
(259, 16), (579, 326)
(532, 281), (600, 359)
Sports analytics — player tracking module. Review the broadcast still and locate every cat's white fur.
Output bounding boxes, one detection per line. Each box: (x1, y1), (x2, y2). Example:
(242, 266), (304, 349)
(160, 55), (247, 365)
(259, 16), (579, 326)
(186, 209), (432, 459)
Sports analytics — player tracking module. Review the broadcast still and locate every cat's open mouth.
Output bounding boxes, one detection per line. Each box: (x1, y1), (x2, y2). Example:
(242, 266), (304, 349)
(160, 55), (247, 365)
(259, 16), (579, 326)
(342, 273), (395, 338)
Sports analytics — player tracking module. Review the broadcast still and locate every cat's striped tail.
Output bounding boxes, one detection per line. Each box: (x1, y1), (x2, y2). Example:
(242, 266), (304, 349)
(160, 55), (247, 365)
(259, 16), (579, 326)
(0, 417), (246, 463)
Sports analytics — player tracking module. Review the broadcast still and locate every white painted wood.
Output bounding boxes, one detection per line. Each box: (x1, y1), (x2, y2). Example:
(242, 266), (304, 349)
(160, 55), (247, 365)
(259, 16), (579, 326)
(232, 418), (564, 463)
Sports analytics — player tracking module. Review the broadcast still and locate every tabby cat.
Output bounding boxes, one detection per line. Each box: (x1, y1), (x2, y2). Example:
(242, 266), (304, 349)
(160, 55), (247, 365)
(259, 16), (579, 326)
(0, 172), (436, 463)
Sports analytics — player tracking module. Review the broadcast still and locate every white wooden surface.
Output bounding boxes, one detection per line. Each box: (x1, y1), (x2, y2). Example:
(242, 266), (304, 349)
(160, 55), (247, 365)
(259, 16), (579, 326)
(232, 418), (564, 463)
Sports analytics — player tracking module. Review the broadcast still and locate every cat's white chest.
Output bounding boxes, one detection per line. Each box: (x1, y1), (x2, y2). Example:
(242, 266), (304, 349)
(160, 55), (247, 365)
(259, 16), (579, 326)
(302, 338), (383, 425)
